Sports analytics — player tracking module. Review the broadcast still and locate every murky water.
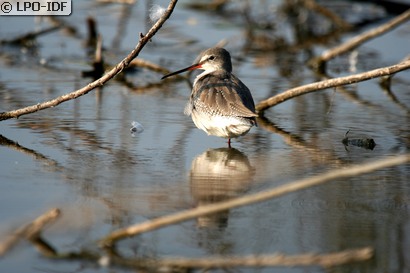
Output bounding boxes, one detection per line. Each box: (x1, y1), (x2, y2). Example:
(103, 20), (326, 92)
(1, 1), (409, 272)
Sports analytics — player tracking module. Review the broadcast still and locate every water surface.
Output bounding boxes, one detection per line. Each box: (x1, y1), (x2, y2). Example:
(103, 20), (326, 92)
(0, 1), (409, 272)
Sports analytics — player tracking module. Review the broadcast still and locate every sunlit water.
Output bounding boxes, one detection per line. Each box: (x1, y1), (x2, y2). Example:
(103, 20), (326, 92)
(1, 1), (409, 272)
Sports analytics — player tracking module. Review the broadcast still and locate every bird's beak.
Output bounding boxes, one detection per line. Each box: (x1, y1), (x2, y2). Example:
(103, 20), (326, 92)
(161, 63), (202, 80)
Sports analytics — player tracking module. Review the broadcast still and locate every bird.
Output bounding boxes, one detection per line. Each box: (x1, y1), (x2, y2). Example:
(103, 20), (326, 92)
(161, 47), (257, 147)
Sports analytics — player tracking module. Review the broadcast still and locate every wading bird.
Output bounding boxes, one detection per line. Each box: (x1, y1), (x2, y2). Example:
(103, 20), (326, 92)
(162, 47), (257, 147)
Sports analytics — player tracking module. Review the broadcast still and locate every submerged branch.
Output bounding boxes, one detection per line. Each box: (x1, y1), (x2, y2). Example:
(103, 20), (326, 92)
(100, 154), (409, 247)
(0, 208), (60, 257)
(96, 247), (372, 269)
(256, 59), (410, 112)
(26, 243), (373, 270)
(0, 0), (179, 121)
(149, 247), (373, 269)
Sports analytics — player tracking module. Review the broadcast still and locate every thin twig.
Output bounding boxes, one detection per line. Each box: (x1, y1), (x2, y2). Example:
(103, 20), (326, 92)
(256, 59), (410, 113)
(100, 154), (409, 247)
(0, 0), (179, 121)
(0, 208), (60, 257)
(309, 9), (410, 70)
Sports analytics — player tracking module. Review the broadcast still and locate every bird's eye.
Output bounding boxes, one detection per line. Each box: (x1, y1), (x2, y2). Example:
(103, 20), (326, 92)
(209, 56), (215, 61)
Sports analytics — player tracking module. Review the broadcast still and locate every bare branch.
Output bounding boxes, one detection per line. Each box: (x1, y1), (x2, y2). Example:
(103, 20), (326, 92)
(256, 59), (410, 113)
(26, 243), (372, 270)
(309, 9), (410, 69)
(0, 0), (179, 121)
(100, 154), (409, 247)
(146, 247), (373, 269)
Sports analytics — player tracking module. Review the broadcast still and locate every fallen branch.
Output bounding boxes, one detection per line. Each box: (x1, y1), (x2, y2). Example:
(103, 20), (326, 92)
(100, 154), (409, 247)
(309, 9), (410, 70)
(0, 208), (60, 257)
(256, 58), (410, 112)
(146, 247), (373, 269)
(0, 0), (179, 121)
(26, 242), (372, 270)
(93, 247), (373, 269)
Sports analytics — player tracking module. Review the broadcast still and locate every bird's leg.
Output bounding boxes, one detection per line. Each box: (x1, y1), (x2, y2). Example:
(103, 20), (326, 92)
(228, 138), (231, 148)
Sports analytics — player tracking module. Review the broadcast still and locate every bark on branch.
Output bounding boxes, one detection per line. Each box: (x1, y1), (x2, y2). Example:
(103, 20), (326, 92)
(0, 0), (179, 121)
(256, 59), (410, 113)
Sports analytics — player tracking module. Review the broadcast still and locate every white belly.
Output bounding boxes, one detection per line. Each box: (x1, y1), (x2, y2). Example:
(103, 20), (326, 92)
(190, 111), (254, 139)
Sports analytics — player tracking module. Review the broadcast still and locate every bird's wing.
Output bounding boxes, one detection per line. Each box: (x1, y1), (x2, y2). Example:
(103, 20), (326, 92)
(192, 73), (257, 118)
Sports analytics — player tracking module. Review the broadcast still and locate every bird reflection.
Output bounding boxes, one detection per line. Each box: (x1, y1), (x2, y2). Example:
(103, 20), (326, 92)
(189, 147), (255, 229)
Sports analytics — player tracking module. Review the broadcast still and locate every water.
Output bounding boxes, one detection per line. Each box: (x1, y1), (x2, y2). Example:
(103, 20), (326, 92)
(1, 1), (409, 272)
